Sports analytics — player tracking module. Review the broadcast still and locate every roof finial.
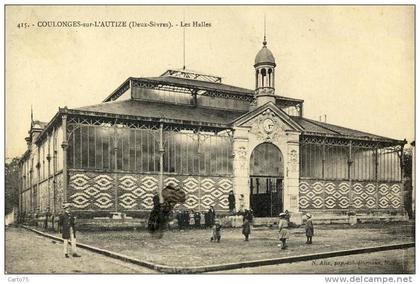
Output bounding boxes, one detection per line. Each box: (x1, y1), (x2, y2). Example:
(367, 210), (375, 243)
(263, 14), (267, 46)
(30, 105), (33, 123)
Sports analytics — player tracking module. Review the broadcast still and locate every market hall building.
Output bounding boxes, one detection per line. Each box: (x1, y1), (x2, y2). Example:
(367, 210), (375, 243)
(19, 38), (406, 223)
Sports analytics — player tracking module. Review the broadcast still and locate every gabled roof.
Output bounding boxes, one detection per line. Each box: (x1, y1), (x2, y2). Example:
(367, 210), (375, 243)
(232, 101), (304, 132)
(291, 116), (404, 143)
(75, 99), (247, 126)
(103, 75), (305, 105)
(72, 99), (403, 144)
(143, 76), (253, 95)
(102, 76), (254, 102)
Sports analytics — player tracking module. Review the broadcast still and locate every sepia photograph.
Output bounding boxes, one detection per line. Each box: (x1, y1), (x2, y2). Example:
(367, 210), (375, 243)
(3, 4), (416, 278)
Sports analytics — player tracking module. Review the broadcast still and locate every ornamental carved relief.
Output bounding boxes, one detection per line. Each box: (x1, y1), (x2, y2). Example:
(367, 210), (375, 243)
(256, 87), (275, 97)
(250, 109), (286, 142)
(289, 149), (298, 172)
(234, 146), (248, 168)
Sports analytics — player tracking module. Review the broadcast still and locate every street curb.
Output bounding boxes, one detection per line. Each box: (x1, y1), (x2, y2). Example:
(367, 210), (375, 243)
(21, 225), (169, 272)
(21, 225), (415, 274)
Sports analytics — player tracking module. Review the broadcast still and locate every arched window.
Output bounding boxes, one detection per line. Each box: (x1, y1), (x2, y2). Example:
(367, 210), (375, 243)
(250, 142), (283, 177)
(256, 69), (259, 88)
(261, 68), (266, 87)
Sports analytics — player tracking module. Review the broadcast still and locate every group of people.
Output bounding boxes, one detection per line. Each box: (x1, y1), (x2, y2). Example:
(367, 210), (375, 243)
(210, 209), (254, 243)
(277, 212), (314, 249)
(176, 206), (216, 229)
(56, 184), (315, 258)
(208, 209), (314, 250)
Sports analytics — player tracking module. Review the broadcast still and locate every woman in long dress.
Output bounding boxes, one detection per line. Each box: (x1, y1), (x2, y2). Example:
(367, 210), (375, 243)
(278, 212), (290, 249)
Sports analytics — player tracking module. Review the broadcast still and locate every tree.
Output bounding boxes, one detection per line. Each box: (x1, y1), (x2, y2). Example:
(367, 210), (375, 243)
(5, 157), (20, 215)
(403, 148), (413, 178)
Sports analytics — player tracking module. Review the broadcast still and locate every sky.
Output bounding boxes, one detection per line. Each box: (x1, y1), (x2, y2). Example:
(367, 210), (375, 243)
(5, 5), (415, 159)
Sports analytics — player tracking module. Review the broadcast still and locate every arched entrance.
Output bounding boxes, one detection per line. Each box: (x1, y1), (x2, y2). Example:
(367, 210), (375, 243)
(249, 142), (284, 217)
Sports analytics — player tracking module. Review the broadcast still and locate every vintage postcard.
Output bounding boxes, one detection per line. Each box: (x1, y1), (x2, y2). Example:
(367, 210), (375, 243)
(3, 4), (415, 279)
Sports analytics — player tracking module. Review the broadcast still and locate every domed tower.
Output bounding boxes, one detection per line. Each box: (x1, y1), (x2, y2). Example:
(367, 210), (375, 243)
(254, 36), (276, 107)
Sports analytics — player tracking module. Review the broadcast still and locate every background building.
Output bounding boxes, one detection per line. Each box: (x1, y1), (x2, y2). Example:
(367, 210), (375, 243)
(19, 38), (406, 222)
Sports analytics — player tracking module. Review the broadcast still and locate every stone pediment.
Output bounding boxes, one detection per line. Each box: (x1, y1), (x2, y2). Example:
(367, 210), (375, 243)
(232, 102), (303, 141)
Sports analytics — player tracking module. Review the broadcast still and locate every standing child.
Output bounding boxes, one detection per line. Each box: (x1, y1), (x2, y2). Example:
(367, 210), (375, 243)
(242, 210), (251, 241)
(200, 211), (206, 229)
(210, 219), (222, 242)
(305, 213), (314, 244)
(189, 210), (195, 229)
(277, 212), (289, 249)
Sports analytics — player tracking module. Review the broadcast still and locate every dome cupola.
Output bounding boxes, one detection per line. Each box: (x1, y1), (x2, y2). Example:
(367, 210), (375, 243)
(254, 38), (276, 67)
(254, 36), (277, 107)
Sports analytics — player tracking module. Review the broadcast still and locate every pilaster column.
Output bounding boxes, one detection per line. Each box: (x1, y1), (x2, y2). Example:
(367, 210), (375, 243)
(29, 168), (33, 212)
(113, 126), (118, 212)
(285, 134), (300, 213)
(47, 134), (51, 210)
(18, 167), (22, 222)
(52, 127), (57, 214)
(158, 123), (164, 202)
(36, 149), (40, 212)
(232, 128), (250, 210)
(61, 114), (68, 203)
(348, 141), (353, 182)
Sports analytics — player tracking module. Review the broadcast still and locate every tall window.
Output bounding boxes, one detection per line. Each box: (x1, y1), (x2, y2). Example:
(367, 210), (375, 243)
(324, 145), (348, 180)
(67, 123), (233, 176)
(300, 143), (323, 178)
(68, 125), (160, 172)
(163, 131), (232, 175)
(377, 147), (401, 181)
(300, 137), (401, 181)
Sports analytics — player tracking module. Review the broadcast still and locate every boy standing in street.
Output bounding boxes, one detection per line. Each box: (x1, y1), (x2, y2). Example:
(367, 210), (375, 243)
(242, 210), (251, 241)
(210, 219), (222, 242)
(278, 212), (289, 249)
(305, 213), (314, 244)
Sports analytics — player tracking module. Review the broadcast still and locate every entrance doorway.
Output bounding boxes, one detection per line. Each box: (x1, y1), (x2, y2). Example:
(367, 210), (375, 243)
(249, 143), (284, 217)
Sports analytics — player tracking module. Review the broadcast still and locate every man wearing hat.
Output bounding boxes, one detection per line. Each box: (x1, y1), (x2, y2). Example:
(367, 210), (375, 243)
(58, 203), (81, 258)
(305, 213), (314, 244)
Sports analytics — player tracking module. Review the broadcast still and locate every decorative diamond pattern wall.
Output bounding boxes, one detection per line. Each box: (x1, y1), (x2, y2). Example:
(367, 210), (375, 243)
(68, 172), (115, 210)
(299, 179), (401, 210)
(68, 171), (233, 212)
(378, 183), (402, 209)
(162, 176), (232, 211)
